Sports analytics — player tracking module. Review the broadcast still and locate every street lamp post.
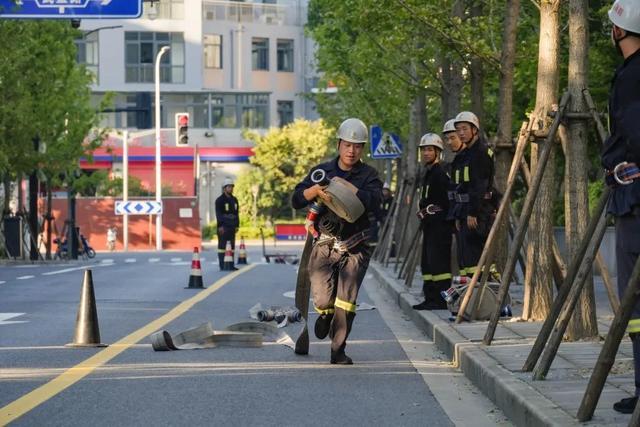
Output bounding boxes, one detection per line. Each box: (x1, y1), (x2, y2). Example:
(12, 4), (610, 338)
(154, 46), (170, 251)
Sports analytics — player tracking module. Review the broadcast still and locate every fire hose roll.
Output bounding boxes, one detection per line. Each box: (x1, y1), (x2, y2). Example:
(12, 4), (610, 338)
(323, 177), (365, 223)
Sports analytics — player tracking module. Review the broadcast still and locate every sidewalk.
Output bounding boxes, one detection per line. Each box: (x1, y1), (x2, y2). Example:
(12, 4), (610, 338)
(370, 261), (635, 427)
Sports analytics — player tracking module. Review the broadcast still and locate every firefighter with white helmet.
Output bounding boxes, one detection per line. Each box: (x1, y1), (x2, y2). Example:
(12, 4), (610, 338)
(603, 0), (640, 414)
(450, 111), (498, 278)
(215, 177), (239, 270)
(442, 118), (464, 154)
(412, 133), (453, 310)
(291, 117), (382, 364)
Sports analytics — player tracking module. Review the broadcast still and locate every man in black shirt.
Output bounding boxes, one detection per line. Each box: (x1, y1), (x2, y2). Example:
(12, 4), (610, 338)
(291, 118), (382, 365)
(602, 0), (640, 414)
(412, 133), (452, 310)
(451, 111), (497, 278)
(215, 178), (239, 271)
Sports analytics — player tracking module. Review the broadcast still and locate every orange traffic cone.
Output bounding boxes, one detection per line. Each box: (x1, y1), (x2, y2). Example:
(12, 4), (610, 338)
(186, 247), (204, 289)
(237, 237), (248, 265)
(223, 241), (236, 271)
(67, 269), (107, 348)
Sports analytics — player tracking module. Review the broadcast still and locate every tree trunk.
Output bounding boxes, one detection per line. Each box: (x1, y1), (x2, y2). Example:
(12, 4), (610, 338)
(522, 0), (561, 321)
(493, 0), (521, 273)
(565, 0), (598, 339)
(2, 175), (11, 215)
(469, 1), (485, 125)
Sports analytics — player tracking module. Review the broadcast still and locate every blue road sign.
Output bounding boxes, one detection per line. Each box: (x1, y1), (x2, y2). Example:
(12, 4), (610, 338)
(0, 0), (142, 19)
(370, 125), (403, 159)
(115, 201), (163, 216)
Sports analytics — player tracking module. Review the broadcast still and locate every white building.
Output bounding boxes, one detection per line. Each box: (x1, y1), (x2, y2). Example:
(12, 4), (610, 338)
(76, 0), (318, 224)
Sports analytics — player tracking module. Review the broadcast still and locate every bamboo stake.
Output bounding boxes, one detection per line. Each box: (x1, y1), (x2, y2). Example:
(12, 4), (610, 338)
(398, 228), (420, 280)
(375, 177), (403, 261)
(596, 251), (620, 313)
(404, 233), (422, 287)
(583, 89), (608, 143)
(455, 120), (533, 322)
(522, 187), (611, 371)
(483, 92), (571, 345)
(576, 254), (640, 422)
(532, 208), (610, 380)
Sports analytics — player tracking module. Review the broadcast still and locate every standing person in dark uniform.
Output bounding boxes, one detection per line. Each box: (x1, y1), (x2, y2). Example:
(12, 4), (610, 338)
(215, 178), (239, 271)
(412, 133), (452, 310)
(451, 111), (497, 277)
(381, 182), (393, 220)
(291, 118), (382, 365)
(603, 0), (640, 414)
(443, 119), (467, 275)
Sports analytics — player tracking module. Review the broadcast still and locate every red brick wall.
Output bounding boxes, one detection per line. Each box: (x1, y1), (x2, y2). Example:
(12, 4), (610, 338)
(46, 197), (201, 251)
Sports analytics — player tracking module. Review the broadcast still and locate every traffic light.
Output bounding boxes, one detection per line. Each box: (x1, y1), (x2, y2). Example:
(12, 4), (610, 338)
(175, 113), (189, 146)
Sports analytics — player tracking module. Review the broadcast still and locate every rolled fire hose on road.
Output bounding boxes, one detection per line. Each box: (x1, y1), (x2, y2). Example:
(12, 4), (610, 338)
(150, 321), (295, 351)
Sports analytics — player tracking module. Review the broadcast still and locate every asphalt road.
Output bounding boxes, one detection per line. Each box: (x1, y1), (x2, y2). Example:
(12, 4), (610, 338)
(0, 247), (508, 426)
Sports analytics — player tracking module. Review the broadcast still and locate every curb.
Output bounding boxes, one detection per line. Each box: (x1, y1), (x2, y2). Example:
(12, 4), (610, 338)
(370, 262), (579, 427)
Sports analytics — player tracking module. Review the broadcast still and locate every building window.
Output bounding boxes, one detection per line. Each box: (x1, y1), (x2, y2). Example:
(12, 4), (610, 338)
(277, 101), (294, 127)
(145, 0), (184, 20)
(210, 93), (269, 129)
(277, 39), (293, 72)
(204, 35), (222, 69)
(252, 38), (269, 71)
(125, 32), (185, 83)
(75, 32), (99, 81)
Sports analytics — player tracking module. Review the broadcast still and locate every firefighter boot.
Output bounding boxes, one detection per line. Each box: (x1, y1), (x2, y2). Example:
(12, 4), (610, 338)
(330, 351), (353, 365)
(314, 313), (334, 340)
(330, 309), (355, 364)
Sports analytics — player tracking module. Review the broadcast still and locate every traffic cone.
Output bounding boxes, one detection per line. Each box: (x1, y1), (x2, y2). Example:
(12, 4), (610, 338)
(186, 247), (205, 289)
(237, 237), (248, 265)
(223, 241), (235, 271)
(67, 269), (107, 348)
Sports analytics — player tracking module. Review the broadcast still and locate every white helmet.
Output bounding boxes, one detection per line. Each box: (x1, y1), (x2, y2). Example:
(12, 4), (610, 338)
(383, 182), (390, 190)
(419, 133), (444, 151)
(337, 118), (368, 144)
(442, 119), (457, 134)
(223, 178), (234, 188)
(609, 0), (640, 34)
(454, 111), (480, 129)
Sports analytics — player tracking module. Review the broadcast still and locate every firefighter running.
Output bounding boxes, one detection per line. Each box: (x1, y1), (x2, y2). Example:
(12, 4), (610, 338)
(449, 111), (498, 278)
(412, 133), (452, 311)
(602, 0), (640, 414)
(291, 118), (382, 365)
(215, 178), (240, 271)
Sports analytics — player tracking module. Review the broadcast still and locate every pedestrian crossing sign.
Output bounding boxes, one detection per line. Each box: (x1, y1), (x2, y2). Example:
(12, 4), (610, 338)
(370, 125), (402, 159)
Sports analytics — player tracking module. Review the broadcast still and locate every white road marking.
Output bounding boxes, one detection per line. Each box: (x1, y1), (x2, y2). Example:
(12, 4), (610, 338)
(42, 266), (88, 276)
(170, 257), (182, 262)
(0, 313), (28, 326)
(283, 291), (296, 299)
(0, 281), (5, 285)
(101, 259), (114, 264)
(169, 261), (190, 266)
(16, 275), (34, 280)
(148, 258), (160, 263)
(125, 258), (136, 263)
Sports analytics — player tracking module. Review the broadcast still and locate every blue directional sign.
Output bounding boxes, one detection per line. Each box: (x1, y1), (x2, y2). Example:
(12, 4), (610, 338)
(115, 201), (163, 216)
(370, 125), (403, 159)
(0, 0), (142, 19)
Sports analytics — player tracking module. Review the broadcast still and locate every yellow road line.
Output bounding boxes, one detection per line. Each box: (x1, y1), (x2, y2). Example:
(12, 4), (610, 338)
(0, 264), (256, 425)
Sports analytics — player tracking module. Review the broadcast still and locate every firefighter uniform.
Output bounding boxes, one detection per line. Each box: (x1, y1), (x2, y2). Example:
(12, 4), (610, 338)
(449, 137), (496, 276)
(601, 43), (640, 408)
(417, 162), (452, 309)
(292, 157), (382, 362)
(215, 192), (239, 270)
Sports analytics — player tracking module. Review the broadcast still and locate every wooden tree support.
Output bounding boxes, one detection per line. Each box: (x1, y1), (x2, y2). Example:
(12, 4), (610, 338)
(393, 172), (421, 273)
(522, 188), (611, 372)
(576, 254), (640, 422)
(483, 92), (571, 345)
(532, 204), (610, 380)
(382, 178), (408, 266)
